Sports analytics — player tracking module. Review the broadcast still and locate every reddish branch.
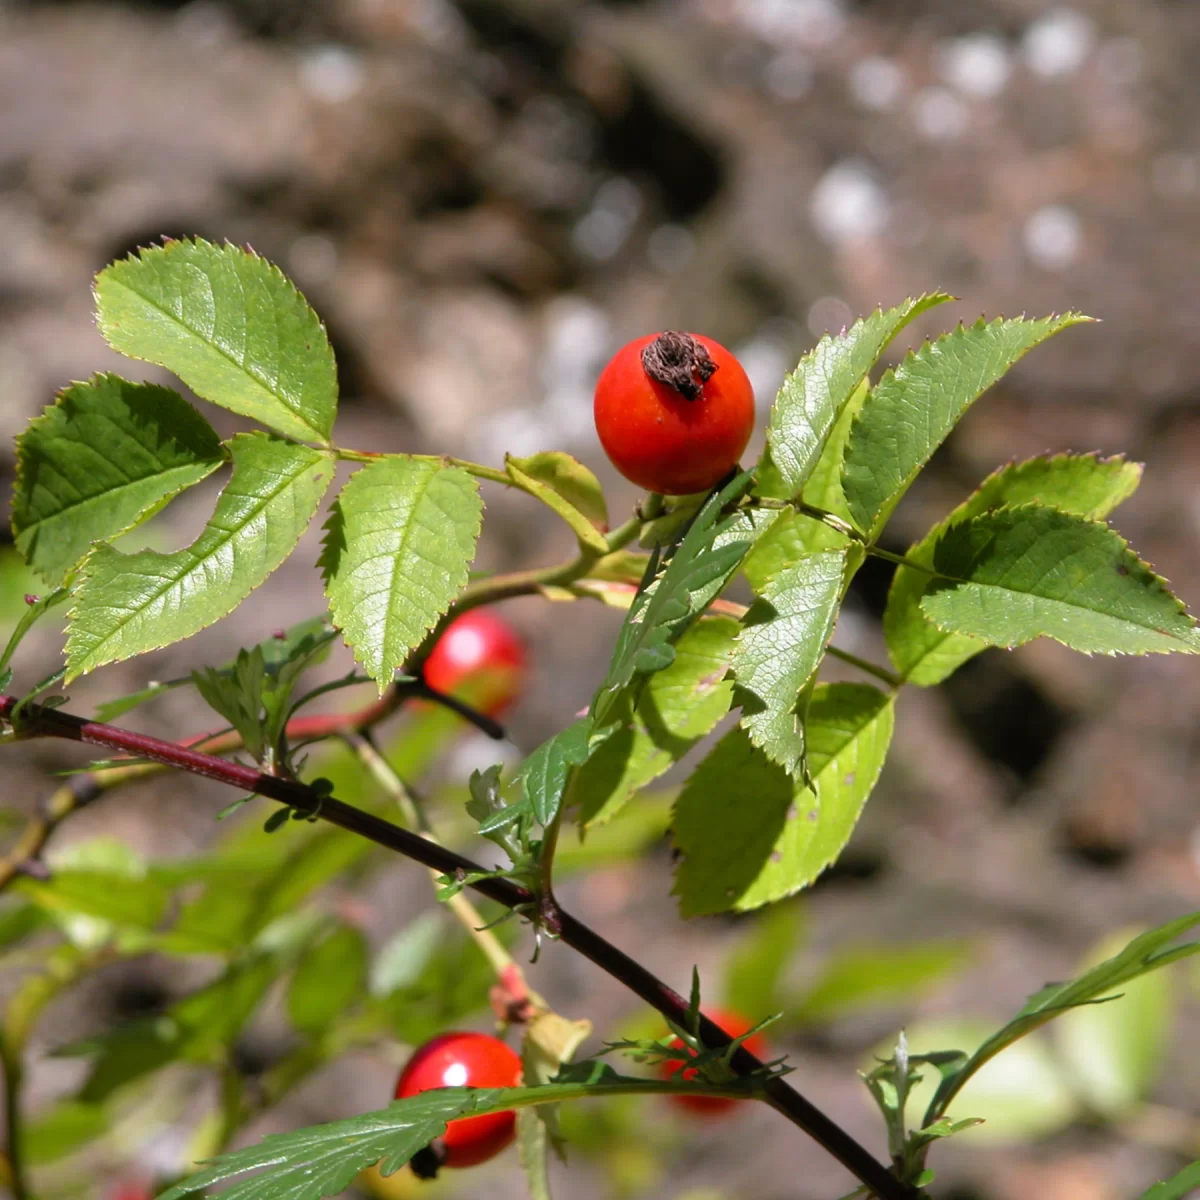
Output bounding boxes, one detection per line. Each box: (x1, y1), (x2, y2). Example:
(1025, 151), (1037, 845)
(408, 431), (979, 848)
(0, 694), (912, 1200)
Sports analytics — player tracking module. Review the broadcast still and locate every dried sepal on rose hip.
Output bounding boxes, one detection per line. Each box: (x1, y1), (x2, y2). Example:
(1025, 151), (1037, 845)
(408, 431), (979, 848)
(395, 1031), (523, 1176)
(659, 1006), (768, 1116)
(593, 331), (755, 495)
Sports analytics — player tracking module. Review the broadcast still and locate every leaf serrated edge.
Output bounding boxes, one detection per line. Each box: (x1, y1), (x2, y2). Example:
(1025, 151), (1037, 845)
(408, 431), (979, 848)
(843, 311), (1094, 536)
(94, 236), (339, 445)
(11, 373), (227, 586)
(921, 501), (1200, 654)
(884, 451), (1144, 681)
(765, 292), (954, 495)
(64, 436), (334, 681)
(324, 461), (483, 691)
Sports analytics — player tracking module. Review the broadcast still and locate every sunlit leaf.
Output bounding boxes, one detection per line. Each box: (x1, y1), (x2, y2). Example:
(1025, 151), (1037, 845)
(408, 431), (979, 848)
(66, 434), (334, 680)
(12, 375), (223, 585)
(95, 238), (338, 443)
(321, 458), (482, 692)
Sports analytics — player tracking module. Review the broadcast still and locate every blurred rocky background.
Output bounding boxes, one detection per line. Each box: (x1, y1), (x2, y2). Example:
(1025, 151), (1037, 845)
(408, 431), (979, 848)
(3, 1), (1200, 1198)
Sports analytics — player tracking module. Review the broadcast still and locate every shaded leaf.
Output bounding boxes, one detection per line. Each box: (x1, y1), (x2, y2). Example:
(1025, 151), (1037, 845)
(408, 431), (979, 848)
(795, 941), (971, 1024)
(842, 313), (1090, 537)
(18, 870), (166, 934)
(95, 239), (338, 443)
(287, 925), (369, 1037)
(321, 458), (482, 692)
(66, 434), (334, 681)
(921, 505), (1200, 657)
(11, 375), (224, 586)
(520, 717), (613, 826)
(886, 453), (1143, 685)
(68, 956), (279, 1103)
(672, 684), (893, 916)
(160, 1066), (754, 1200)
(892, 1022), (1078, 1143)
(1055, 926), (1174, 1118)
(925, 911), (1200, 1125)
(724, 903), (804, 1020)
(733, 549), (846, 776)
(1138, 1161), (1200, 1200)
(507, 451), (608, 554)
(763, 294), (952, 498)
(593, 472), (754, 725)
(576, 616), (738, 826)
(23, 1100), (109, 1166)
(0, 587), (68, 687)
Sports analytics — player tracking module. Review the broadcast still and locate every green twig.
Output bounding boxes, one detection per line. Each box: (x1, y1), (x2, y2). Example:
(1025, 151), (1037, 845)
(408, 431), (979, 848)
(345, 733), (520, 984)
(825, 646), (903, 690)
(0, 1039), (28, 1200)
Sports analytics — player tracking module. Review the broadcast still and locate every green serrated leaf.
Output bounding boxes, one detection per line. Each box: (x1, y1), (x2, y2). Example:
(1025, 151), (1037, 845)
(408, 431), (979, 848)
(742, 381), (872, 594)
(763, 294), (952, 498)
(733, 549), (847, 776)
(160, 1066), (752, 1200)
(593, 472), (754, 724)
(287, 924), (369, 1037)
(321, 458), (482, 692)
(672, 683), (893, 916)
(507, 451), (609, 554)
(1138, 1160), (1200, 1200)
(886, 453), (1142, 685)
(921, 504), (1200, 657)
(11, 375), (224, 586)
(521, 717), (603, 826)
(1055, 926), (1174, 1118)
(65, 434), (333, 681)
(95, 238), (338, 444)
(924, 911), (1200, 1126)
(576, 615), (738, 827)
(842, 313), (1091, 538)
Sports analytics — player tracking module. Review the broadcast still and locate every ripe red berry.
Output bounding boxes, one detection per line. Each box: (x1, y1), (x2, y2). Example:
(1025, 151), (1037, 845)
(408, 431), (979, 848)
(395, 1031), (523, 1174)
(593, 331), (755, 496)
(660, 1007), (767, 1116)
(421, 610), (527, 718)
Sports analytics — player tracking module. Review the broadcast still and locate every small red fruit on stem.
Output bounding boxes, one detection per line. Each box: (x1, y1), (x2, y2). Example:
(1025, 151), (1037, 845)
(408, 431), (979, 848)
(421, 610), (527, 718)
(395, 1031), (523, 1175)
(593, 331), (755, 495)
(661, 1006), (768, 1116)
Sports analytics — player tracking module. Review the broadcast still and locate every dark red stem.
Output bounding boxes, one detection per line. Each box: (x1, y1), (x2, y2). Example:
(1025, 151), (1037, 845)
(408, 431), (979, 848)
(0, 695), (910, 1200)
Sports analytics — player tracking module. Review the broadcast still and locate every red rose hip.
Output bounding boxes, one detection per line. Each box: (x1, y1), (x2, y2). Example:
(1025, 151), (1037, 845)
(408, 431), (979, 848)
(396, 1031), (522, 1173)
(421, 610), (527, 718)
(593, 331), (755, 496)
